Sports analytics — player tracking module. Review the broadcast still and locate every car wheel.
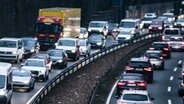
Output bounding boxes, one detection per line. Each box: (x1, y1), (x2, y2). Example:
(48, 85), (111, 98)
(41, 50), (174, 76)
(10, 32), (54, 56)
(178, 90), (183, 97)
(46, 74), (49, 80)
(31, 82), (35, 90)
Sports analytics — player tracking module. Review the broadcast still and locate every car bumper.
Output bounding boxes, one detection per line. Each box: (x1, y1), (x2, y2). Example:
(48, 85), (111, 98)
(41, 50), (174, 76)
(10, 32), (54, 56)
(0, 54), (17, 60)
(51, 61), (65, 67)
(0, 96), (8, 104)
(66, 52), (77, 58)
(13, 82), (31, 89)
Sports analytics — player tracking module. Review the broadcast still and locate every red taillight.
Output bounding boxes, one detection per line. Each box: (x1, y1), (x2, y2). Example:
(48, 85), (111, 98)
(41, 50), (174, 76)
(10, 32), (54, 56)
(117, 100), (127, 104)
(144, 67), (152, 71)
(158, 27), (162, 30)
(138, 82), (146, 86)
(181, 82), (184, 86)
(149, 47), (155, 50)
(182, 72), (184, 76)
(160, 57), (164, 60)
(117, 82), (126, 86)
(163, 48), (169, 51)
(125, 66), (134, 71)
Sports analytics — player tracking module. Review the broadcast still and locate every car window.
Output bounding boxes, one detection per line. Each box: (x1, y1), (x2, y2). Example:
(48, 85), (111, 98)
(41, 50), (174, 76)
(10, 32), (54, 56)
(12, 70), (30, 77)
(58, 40), (75, 46)
(120, 22), (135, 28)
(153, 43), (168, 48)
(151, 21), (162, 25)
(164, 30), (179, 35)
(121, 75), (143, 80)
(0, 75), (5, 88)
(79, 40), (86, 46)
(23, 39), (36, 47)
(123, 94), (148, 101)
(170, 37), (183, 41)
(47, 50), (63, 57)
(89, 35), (102, 41)
(0, 40), (17, 48)
(145, 52), (161, 58)
(89, 23), (104, 27)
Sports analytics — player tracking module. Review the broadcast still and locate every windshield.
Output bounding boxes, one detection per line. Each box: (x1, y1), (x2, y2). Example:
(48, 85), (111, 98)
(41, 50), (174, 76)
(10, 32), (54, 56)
(123, 94), (148, 101)
(36, 22), (61, 34)
(129, 61), (150, 67)
(89, 23), (104, 27)
(164, 30), (179, 35)
(58, 40), (76, 46)
(80, 28), (86, 33)
(12, 69), (30, 77)
(0, 75), (5, 89)
(23, 39), (35, 47)
(145, 52), (161, 58)
(122, 75), (142, 80)
(119, 22), (135, 28)
(153, 44), (168, 48)
(177, 19), (184, 22)
(47, 50), (63, 57)
(89, 35), (102, 41)
(143, 18), (154, 21)
(151, 21), (162, 25)
(0, 40), (17, 48)
(25, 60), (44, 67)
(79, 40), (86, 46)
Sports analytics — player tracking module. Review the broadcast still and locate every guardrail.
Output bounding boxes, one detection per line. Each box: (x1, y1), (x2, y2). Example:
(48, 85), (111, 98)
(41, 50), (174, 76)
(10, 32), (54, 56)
(26, 32), (160, 104)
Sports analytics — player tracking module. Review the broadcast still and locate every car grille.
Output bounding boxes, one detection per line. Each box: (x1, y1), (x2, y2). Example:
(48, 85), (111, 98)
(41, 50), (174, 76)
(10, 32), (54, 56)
(31, 71), (39, 76)
(0, 51), (12, 54)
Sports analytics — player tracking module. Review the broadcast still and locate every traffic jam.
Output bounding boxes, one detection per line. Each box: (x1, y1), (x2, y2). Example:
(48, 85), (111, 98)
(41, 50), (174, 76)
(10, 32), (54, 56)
(0, 6), (183, 104)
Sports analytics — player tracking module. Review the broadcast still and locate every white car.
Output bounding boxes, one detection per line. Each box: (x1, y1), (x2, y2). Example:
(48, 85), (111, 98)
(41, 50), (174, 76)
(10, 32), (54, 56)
(88, 21), (108, 36)
(21, 58), (49, 82)
(79, 39), (91, 57)
(116, 30), (133, 43)
(117, 90), (155, 104)
(79, 27), (88, 39)
(144, 13), (157, 18)
(0, 38), (24, 63)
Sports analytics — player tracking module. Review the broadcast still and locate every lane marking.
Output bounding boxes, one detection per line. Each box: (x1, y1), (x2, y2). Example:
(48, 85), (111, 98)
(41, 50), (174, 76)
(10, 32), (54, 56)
(173, 67), (177, 72)
(168, 99), (172, 104)
(178, 60), (182, 65)
(106, 80), (118, 104)
(168, 86), (171, 92)
(170, 76), (174, 81)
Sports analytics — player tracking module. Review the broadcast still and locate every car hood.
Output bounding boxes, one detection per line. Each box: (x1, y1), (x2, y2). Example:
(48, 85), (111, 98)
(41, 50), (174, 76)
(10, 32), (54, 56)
(24, 46), (34, 50)
(142, 20), (152, 24)
(0, 47), (17, 52)
(89, 27), (103, 30)
(13, 76), (31, 82)
(50, 56), (62, 60)
(119, 28), (135, 32)
(56, 46), (76, 51)
(22, 66), (46, 71)
(89, 40), (102, 43)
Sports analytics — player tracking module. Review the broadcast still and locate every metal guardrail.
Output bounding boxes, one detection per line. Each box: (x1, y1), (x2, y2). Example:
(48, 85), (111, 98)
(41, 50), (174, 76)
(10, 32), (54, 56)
(26, 32), (160, 104)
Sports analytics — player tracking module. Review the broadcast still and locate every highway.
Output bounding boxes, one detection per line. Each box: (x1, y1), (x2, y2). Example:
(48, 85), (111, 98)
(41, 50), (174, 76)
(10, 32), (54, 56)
(106, 52), (184, 104)
(11, 36), (115, 104)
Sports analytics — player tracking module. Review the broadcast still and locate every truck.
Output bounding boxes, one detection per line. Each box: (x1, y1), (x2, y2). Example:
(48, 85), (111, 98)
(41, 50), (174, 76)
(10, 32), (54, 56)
(35, 7), (81, 49)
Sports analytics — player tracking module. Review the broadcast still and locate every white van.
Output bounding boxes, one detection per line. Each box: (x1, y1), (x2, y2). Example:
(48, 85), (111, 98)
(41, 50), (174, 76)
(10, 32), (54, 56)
(119, 19), (141, 35)
(0, 62), (13, 104)
(0, 38), (24, 63)
(88, 21), (108, 36)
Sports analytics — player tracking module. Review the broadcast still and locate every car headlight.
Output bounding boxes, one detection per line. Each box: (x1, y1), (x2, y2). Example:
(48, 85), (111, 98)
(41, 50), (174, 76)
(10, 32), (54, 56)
(0, 90), (6, 96)
(12, 51), (17, 54)
(57, 60), (63, 63)
(30, 49), (34, 52)
(88, 28), (91, 32)
(130, 30), (135, 34)
(174, 23), (177, 26)
(40, 70), (45, 74)
(96, 42), (102, 45)
(98, 29), (103, 32)
(71, 50), (75, 53)
(23, 80), (30, 84)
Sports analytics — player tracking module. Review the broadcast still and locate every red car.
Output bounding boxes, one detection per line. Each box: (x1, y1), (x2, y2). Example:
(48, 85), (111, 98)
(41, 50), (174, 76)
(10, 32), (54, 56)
(149, 41), (171, 59)
(149, 19), (164, 33)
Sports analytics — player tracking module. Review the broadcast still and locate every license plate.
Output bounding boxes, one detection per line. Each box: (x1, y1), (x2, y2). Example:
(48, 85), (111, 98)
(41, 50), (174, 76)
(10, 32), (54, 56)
(136, 68), (143, 71)
(127, 84), (136, 86)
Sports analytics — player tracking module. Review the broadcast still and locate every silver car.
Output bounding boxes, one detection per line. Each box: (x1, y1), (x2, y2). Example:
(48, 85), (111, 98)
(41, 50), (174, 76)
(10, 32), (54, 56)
(12, 68), (35, 91)
(79, 39), (91, 57)
(144, 50), (164, 70)
(168, 35), (184, 51)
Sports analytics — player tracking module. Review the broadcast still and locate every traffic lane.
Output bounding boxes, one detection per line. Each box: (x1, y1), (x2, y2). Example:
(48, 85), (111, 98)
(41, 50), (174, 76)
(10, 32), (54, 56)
(108, 52), (184, 104)
(148, 52), (183, 104)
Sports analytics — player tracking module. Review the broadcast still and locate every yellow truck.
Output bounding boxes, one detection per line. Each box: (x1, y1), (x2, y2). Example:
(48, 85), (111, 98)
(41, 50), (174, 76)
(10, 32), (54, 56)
(35, 7), (81, 49)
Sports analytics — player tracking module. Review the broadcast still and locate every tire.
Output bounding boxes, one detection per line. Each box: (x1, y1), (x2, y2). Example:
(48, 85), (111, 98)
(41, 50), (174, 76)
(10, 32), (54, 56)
(31, 82), (35, 90)
(178, 90), (183, 97)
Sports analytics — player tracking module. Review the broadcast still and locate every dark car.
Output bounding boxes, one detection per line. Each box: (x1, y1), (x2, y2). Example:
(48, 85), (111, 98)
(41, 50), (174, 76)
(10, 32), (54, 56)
(125, 57), (154, 83)
(149, 41), (171, 59)
(144, 50), (164, 70)
(31, 53), (52, 72)
(88, 33), (106, 49)
(22, 37), (40, 57)
(116, 73), (147, 97)
(178, 77), (184, 97)
(149, 19), (164, 33)
(108, 23), (119, 35)
(47, 49), (68, 69)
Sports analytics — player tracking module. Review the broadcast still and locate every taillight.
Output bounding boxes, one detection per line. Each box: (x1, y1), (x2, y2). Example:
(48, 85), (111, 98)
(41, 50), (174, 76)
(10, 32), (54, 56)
(162, 36), (165, 40)
(148, 26), (152, 29)
(125, 66), (134, 71)
(160, 57), (164, 60)
(182, 72), (184, 76)
(144, 67), (152, 71)
(138, 82), (146, 86)
(149, 47), (155, 50)
(158, 27), (162, 30)
(181, 82), (184, 86)
(163, 48), (169, 51)
(117, 100), (127, 104)
(117, 82), (126, 86)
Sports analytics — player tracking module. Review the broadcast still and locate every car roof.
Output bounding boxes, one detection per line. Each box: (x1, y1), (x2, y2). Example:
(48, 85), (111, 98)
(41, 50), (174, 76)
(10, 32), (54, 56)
(22, 37), (37, 40)
(58, 38), (78, 41)
(153, 41), (168, 44)
(122, 90), (148, 95)
(121, 18), (140, 22)
(0, 62), (12, 75)
(1, 37), (21, 41)
(121, 73), (143, 77)
(130, 57), (149, 62)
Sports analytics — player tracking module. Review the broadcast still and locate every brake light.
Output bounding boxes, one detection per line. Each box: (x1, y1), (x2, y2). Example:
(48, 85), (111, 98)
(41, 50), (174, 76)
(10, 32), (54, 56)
(117, 100), (127, 104)
(125, 66), (134, 71)
(148, 26), (152, 29)
(117, 82), (126, 86)
(160, 57), (164, 60)
(182, 72), (184, 76)
(39, 34), (45, 37)
(144, 67), (152, 71)
(149, 47), (155, 50)
(181, 82), (184, 86)
(138, 82), (146, 86)
(158, 27), (162, 30)
(163, 48), (169, 51)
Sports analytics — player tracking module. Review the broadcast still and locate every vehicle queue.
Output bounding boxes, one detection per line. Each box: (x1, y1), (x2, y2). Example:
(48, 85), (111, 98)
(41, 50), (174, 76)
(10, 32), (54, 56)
(0, 11), (183, 104)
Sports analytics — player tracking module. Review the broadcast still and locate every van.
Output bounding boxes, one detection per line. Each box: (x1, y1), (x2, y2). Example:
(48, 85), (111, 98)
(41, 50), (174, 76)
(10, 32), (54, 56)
(88, 21), (108, 36)
(119, 19), (141, 35)
(0, 62), (13, 104)
(0, 38), (24, 63)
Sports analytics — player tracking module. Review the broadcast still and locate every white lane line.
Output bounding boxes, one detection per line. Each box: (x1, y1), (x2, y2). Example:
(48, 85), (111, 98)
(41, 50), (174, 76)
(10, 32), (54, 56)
(168, 99), (172, 104)
(178, 60), (182, 65)
(173, 67), (177, 72)
(170, 76), (174, 81)
(168, 86), (171, 92)
(106, 80), (118, 104)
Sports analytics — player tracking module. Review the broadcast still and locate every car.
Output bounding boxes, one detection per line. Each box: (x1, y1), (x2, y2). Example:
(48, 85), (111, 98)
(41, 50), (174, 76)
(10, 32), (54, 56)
(88, 21), (108, 36)
(79, 27), (88, 39)
(144, 13), (157, 18)
(141, 17), (156, 29)
(21, 58), (49, 82)
(116, 73), (147, 97)
(144, 50), (164, 70)
(149, 19), (164, 33)
(117, 90), (155, 104)
(125, 57), (154, 83)
(79, 39), (91, 57)
(31, 53), (52, 72)
(168, 35), (184, 51)
(88, 33), (106, 49)
(149, 41), (171, 59)
(0, 38), (24, 63)
(47, 49), (68, 69)
(116, 30), (133, 43)
(22, 37), (40, 57)
(12, 68), (35, 91)
(55, 38), (80, 61)
(178, 77), (184, 97)
(162, 28), (181, 41)
(108, 23), (119, 35)
(174, 18), (184, 34)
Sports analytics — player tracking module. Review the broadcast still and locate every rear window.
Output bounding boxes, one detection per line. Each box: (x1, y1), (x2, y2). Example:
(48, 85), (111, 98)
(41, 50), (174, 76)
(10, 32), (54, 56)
(164, 30), (179, 35)
(170, 37), (183, 41)
(145, 52), (161, 58)
(151, 21), (162, 25)
(129, 61), (150, 67)
(121, 75), (143, 80)
(153, 43), (168, 48)
(123, 94), (148, 101)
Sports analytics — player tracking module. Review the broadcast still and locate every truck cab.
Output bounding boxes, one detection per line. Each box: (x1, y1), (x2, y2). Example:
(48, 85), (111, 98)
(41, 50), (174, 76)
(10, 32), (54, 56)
(0, 62), (13, 104)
